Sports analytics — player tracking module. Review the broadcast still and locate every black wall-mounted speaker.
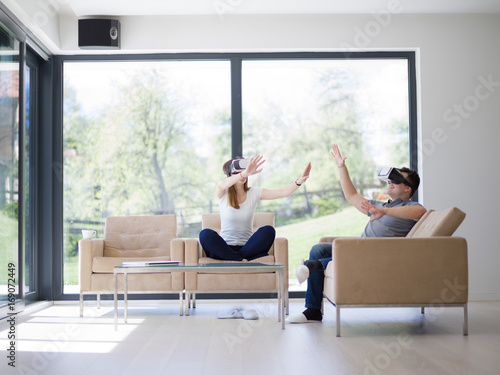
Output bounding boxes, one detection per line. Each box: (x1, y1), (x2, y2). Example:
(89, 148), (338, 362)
(78, 19), (120, 49)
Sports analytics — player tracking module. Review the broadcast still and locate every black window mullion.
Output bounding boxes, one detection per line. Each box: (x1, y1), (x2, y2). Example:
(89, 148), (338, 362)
(25, 49), (40, 303)
(18, 42), (26, 299)
(231, 57), (243, 158)
(408, 53), (419, 201)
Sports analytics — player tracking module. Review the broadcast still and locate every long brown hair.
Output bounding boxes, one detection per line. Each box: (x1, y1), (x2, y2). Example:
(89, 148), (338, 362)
(223, 158), (250, 209)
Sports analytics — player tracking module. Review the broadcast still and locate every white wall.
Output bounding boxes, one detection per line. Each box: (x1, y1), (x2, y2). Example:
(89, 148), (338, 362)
(6, 3), (500, 299)
(103, 13), (500, 300)
(121, 13), (500, 300)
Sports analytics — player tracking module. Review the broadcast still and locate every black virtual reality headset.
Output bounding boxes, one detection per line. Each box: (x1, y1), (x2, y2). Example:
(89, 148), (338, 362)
(227, 158), (250, 176)
(377, 167), (415, 189)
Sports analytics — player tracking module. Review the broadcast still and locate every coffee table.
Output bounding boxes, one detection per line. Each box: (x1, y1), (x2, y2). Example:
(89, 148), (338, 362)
(114, 262), (285, 330)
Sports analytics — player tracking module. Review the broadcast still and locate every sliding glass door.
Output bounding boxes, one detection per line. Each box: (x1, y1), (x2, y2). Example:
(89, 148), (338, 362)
(0, 20), (39, 313)
(0, 25), (20, 314)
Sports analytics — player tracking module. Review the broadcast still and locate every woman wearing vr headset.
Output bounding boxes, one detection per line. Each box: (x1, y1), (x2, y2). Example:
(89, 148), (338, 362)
(199, 155), (311, 261)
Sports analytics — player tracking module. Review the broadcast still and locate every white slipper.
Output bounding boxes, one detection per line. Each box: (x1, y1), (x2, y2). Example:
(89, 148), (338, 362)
(217, 309), (243, 319)
(296, 259), (310, 284)
(241, 309), (259, 320)
(285, 313), (322, 324)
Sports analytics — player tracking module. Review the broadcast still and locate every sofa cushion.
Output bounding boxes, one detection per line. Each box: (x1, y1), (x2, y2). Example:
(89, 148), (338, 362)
(103, 215), (177, 257)
(91, 273), (175, 292)
(198, 254), (275, 267)
(196, 273), (278, 291)
(406, 207), (466, 238)
(92, 256), (172, 273)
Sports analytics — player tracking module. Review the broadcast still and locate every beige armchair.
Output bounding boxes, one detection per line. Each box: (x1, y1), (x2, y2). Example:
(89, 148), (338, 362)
(79, 215), (184, 316)
(184, 212), (289, 314)
(321, 207), (468, 336)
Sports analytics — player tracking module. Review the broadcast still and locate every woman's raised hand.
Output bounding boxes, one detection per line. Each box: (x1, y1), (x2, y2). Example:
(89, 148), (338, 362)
(296, 162), (312, 185)
(242, 155), (265, 178)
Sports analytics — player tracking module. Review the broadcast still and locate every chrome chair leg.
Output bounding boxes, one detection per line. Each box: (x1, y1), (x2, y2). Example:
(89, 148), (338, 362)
(463, 304), (468, 336)
(80, 293), (84, 317)
(336, 305), (341, 337)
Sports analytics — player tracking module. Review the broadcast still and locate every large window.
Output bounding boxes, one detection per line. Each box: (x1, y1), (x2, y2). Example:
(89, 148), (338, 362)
(62, 53), (416, 293)
(242, 59), (410, 287)
(0, 25), (20, 311)
(63, 60), (231, 292)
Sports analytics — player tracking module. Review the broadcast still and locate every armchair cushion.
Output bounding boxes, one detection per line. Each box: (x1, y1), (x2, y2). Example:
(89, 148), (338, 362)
(103, 215), (177, 257)
(406, 207), (465, 238)
(92, 256), (172, 273)
(197, 255), (275, 266)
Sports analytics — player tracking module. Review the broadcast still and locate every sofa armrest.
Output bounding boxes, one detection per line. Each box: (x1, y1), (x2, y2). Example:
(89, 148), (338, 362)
(327, 237), (468, 305)
(319, 236), (335, 243)
(170, 238), (185, 290)
(185, 238), (201, 264)
(79, 239), (104, 292)
(319, 236), (354, 243)
(274, 237), (289, 288)
(170, 238), (185, 263)
(185, 238), (201, 290)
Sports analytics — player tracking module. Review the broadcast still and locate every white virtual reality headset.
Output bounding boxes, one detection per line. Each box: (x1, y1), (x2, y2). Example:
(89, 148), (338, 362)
(227, 158), (250, 176)
(377, 167), (415, 189)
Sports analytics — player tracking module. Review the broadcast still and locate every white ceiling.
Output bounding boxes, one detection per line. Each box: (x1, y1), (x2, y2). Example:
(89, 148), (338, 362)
(63, 0), (500, 17)
(4, 0), (499, 55)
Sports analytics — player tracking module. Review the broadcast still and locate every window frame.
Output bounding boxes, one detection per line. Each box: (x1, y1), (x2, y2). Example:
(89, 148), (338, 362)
(23, 47), (41, 303)
(54, 51), (418, 300)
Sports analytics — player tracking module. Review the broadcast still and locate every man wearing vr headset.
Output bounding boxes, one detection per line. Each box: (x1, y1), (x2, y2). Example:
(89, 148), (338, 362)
(199, 155), (312, 261)
(287, 144), (426, 324)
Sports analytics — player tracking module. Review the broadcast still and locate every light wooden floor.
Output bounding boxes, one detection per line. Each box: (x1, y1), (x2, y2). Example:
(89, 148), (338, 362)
(1, 299), (500, 375)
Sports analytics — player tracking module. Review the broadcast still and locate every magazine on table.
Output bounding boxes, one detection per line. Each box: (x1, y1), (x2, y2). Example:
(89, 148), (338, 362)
(122, 260), (180, 267)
